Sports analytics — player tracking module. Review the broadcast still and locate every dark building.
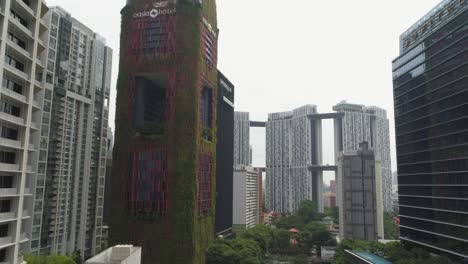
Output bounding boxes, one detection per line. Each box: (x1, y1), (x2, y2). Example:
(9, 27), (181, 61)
(337, 142), (383, 241)
(392, 0), (468, 260)
(215, 70), (234, 238)
(110, 0), (219, 263)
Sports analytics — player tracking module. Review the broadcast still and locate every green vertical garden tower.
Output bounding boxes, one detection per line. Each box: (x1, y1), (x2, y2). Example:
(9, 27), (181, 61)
(109, 0), (218, 263)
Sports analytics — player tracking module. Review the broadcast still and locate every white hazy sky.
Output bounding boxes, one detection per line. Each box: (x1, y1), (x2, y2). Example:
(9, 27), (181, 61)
(47, 0), (443, 183)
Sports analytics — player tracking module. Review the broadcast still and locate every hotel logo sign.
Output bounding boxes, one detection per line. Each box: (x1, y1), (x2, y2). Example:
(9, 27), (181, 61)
(133, 0), (177, 19)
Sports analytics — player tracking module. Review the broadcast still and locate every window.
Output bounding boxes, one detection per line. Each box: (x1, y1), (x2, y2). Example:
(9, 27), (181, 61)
(0, 248), (5, 262)
(7, 32), (26, 50)
(133, 76), (166, 135)
(0, 176), (13, 189)
(5, 55), (25, 72)
(1, 126), (18, 141)
(2, 101), (21, 117)
(3, 78), (23, 95)
(0, 151), (16, 164)
(10, 9), (28, 27)
(201, 86), (213, 141)
(0, 200), (11, 213)
(0, 224), (8, 237)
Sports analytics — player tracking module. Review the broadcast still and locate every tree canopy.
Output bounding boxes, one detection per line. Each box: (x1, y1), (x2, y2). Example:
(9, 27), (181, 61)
(25, 255), (77, 264)
(334, 239), (454, 264)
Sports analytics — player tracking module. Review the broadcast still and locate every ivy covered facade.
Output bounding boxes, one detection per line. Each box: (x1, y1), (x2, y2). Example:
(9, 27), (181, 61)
(109, 0), (218, 263)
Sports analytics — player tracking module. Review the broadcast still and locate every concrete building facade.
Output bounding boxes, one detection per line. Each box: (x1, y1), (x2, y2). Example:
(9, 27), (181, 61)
(337, 142), (384, 241)
(86, 245), (142, 264)
(266, 105), (323, 213)
(232, 166), (258, 234)
(0, 0), (50, 262)
(234, 112), (250, 167)
(38, 6), (112, 259)
(333, 101), (392, 212)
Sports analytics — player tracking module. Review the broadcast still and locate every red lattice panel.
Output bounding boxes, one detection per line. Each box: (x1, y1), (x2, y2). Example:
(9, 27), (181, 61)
(197, 153), (213, 215)
(128, 147), (168, 217)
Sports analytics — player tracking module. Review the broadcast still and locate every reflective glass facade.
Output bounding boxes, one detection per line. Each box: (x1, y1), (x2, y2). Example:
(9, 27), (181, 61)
(392, 0), (468, 260)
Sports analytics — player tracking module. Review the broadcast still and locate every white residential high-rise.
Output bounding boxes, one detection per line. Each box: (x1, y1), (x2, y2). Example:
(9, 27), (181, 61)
(266, 105), (323, 213)
(0, 0), (50, 262)
(234, 112), (251, 167)
(333, 101), (393, 212)
(232, 166), (259, 233)
(37, 7), (112, 259)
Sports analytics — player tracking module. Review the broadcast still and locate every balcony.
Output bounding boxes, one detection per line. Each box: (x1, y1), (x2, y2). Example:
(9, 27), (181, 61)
(8, 16), (33, 40)
(0, 137), (22, 150)
(35, 59), (45, 70)
(0, 112), (25, 127)
(30, 122), (39, 130)
(0, 236), (13, 247)
(1, 88), (27, 104)
(0, 212), (16, 222)
(22, 210), (29, 218)
(19, 232), (27, 242)
(0, 163), (20, 172)
(28, 143), (35, 151)
(32, 100), (40, 109)
(14, 0), (35, 19)
(34, 79), (42, 89)
(0, 188), (17, 196)
(6, 39), (31, 59)
(3, 63), (29, 82)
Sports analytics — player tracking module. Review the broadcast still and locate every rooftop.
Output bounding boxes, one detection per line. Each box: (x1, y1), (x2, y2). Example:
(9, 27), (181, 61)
(346, 250), (393, 264)
(86, 245), (142, 264)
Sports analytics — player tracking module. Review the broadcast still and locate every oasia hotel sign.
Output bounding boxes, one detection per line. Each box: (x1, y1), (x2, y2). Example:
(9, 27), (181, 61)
(133, 0), (177, 19)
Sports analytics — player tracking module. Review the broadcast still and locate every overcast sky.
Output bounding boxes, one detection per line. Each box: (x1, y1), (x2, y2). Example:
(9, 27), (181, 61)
(47, 0), (442, 183)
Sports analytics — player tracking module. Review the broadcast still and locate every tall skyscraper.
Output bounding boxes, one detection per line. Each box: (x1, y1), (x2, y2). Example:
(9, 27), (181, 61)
(215, 70), (234, 238)
(333, 101), (393, 212)
(234, 112), (251, 167)
(392, 0), (468, 260)
(266, 105), (323, 213)
(337, 142), (384, 241)
(0, 0), (50, 262)
(37, 7), (112, 259)
(110, 0), (219, 263)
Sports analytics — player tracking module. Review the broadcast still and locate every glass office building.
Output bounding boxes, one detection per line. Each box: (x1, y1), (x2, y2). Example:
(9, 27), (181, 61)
(392, 0), (468, 260)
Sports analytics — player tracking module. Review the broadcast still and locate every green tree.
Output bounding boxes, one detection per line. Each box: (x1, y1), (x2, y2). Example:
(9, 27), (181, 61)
(274, 215), (302, 230)
(207, 238), (263, 264)
(271, 230), (292, 253)
(297, 200), (323, 225)
(324, 207), (339, 224)
(25, 255), (77, 264)
(384, 212), (399, 239)
(298, 222), (334, 255)
(206, 239), (238, 264)
(292, 254), (309, 264)
(240, 225), (274, 256)
(231, 239), (263, 264)
(71, 250), (83, 264)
